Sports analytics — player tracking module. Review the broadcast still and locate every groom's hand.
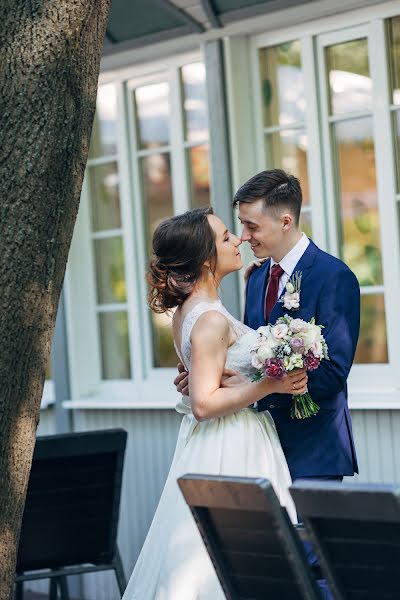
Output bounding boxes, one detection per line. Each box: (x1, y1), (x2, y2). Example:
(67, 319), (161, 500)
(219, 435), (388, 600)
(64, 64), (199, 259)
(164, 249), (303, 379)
(174, 362), (189, 396)
(220, 368), (248, 388)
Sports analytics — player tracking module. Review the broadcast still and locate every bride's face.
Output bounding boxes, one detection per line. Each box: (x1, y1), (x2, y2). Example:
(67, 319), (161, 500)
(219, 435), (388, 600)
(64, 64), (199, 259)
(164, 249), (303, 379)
(207, 214), (243, 277)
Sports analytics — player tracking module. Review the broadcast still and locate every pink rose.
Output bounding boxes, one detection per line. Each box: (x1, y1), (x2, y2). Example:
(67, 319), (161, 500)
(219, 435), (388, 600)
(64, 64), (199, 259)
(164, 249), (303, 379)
(264, 358), (286, 379)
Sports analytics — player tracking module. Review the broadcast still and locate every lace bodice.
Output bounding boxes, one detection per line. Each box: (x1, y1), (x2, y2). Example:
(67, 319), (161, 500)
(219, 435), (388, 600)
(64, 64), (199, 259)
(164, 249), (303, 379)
(174, 300), (259, 414)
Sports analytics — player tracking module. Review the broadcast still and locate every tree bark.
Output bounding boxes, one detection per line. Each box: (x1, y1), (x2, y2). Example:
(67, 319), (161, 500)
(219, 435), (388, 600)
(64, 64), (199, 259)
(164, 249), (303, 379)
(0, 1), (111, 597)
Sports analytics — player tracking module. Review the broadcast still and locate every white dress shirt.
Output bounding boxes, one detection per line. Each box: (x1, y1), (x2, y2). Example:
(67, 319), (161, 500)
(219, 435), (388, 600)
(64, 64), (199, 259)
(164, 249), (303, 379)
(266, 233), (310, 313)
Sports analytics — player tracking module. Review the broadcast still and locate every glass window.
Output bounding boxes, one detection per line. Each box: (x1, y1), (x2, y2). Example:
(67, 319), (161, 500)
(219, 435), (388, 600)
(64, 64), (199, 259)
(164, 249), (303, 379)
(99, 312), (131, 379)
(187, 144), (211, 209)
(87, 83), (132, 380)
(181, 63), (208, 142)
(89, 162), (121, 232)
(388, 16), (400, 106)
(333, 118), (383, 286)
(89, 84), (118, 159)
(140, 153), (174, 246)
(326, 39), (372, 116)
(259, 41), (304, 127)
(135, 83), (170, 150)
(258, 40), (311, 230)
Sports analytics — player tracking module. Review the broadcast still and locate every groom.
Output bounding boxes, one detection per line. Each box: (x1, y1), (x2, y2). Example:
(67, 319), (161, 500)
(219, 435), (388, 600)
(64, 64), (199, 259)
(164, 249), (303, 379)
(236, 168), (359, 482)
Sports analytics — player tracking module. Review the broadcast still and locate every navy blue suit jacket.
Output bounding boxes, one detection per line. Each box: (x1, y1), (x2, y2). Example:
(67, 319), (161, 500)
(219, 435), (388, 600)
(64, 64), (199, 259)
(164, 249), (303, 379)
(244, 240), (359, 480)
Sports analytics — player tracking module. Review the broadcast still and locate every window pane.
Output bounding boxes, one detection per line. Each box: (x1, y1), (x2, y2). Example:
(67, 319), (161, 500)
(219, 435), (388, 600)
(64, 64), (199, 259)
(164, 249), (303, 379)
(259, 41), (304, 127)
(141, 153), (173, 245)
(265, 129), (310, 204)
(354, 294), (388, 364)
(334, 117), (383, 286)
(99, 311), (131, 378)
(187, 145), (211, 209)
(89, 84), (118, 159)
(388, 16), (400, 105)
(326, 39), (372, 116)
(394, 110), (400, 192)
(151, 311), (178, 368)
(94, 237), (127, 304)
(300, 211), (312, 238)
(181, 63), (208, 142)
(89, 163), (121, 231)
(135, 83), (170, 150)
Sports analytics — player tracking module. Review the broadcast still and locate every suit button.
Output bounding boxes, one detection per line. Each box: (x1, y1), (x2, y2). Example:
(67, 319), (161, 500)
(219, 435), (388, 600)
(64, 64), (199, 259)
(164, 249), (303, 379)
(269, 404), (275, 409)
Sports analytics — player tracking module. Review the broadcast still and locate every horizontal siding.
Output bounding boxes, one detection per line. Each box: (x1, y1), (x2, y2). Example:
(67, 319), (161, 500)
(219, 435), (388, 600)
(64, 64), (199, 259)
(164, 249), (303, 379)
(26, 407), (400, 599)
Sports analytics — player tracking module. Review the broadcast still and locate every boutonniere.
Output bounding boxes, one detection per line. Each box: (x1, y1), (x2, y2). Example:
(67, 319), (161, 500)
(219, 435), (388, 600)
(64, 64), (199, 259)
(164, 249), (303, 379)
(280, 271), (302, 311)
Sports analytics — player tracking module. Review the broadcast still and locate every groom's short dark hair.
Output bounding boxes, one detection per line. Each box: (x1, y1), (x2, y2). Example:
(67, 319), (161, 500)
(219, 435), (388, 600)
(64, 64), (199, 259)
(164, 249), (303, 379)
(233, 169), (302, 225)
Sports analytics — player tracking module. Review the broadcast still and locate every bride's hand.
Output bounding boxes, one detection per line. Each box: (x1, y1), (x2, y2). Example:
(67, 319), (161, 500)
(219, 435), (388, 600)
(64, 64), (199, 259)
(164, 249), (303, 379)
(220, 368), (248, 388)
(244, 257), (268, 285)
(272, 368), (308, 395)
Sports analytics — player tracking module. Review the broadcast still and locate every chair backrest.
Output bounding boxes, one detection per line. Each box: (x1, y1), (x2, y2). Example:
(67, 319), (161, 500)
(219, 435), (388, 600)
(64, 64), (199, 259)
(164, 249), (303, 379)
(17, 428), (127, 572)
(290, 480), (400, 600)
(178, 474), (322, 600)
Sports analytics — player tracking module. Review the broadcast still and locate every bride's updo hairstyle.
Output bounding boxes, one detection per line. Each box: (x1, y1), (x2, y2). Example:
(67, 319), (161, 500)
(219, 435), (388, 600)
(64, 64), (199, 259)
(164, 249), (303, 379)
(147, 207), (217, 313)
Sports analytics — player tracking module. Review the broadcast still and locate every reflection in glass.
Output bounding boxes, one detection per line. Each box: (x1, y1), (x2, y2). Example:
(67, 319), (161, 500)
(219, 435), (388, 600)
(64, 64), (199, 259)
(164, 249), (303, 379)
(259, 41), (304, 127)
(181, 63), (208, 142)
(94, 237), (127, 304)
(334, 118), (383, 286)
(89, 84), (118, 159)
(89, 163), (121, 231)
(326, 39), (372, 116)
(140, 153), (173, 244)
(394, 110), (400, 192)
(300, 211), (312, 238)
(151, 311), (178, 368)
(135, 83), (170, 149)
(265, 129), (309, 204)
(99, 311), (131, 379)
(354, 294), (388, 364)
(388, 16), (400, 105)
(187, 145), (210, 208)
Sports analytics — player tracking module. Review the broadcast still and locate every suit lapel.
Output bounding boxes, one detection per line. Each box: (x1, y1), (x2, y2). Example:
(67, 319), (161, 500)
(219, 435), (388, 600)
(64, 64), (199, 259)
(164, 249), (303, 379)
(268, 240), (319, 324)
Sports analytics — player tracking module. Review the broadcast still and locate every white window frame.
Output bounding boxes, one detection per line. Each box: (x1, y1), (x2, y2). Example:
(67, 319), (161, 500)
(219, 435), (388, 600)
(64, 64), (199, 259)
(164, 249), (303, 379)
(64, 51), (207, 409)
(247, 3), (400, 408)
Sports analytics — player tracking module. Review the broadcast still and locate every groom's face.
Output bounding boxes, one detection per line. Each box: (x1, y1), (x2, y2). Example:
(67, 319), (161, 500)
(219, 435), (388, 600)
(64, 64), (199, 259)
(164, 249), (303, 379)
(238, 199), (284, 260)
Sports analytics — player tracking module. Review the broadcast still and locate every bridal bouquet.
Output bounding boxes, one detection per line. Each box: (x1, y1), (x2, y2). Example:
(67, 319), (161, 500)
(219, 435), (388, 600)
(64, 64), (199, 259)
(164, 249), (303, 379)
(250, 315), (329, 419)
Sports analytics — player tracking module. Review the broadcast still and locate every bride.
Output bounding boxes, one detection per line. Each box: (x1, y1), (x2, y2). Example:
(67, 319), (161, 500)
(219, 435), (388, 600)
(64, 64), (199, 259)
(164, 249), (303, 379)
(122, 207), (307, 600)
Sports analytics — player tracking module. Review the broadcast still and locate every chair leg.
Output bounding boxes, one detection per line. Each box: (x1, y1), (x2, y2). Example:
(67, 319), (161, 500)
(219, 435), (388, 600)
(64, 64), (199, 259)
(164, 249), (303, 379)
(49, 577), (58, 600)
(14, 581), (23, 600)
(58, 575), (70, 600)
(113, 547), (127, 596)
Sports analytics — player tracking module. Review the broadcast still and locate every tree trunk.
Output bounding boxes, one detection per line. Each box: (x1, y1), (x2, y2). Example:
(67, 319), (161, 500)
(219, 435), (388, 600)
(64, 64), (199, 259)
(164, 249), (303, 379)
(0, 1), (111, 597)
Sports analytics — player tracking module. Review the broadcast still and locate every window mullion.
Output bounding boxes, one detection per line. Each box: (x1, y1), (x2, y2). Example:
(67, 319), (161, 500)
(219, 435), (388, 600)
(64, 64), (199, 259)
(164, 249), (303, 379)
(124, 82), (154, 378)
(369, 18), (400, 374)
(301, 34), (328, 250)
(169, 67), (189, 214)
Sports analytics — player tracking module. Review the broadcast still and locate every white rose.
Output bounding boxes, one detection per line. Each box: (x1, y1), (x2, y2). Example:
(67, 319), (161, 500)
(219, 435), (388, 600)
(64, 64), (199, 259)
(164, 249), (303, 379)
(257, 342), (275, 361)
(301, 325), (319, 348)
(283, 292), (300, 310)
(251, 352), (265, 370)
(271, 323), (289, 339)
(286, 281), (295, 294)
(310, 340), (323, 358)
(290, 318), (307, 333)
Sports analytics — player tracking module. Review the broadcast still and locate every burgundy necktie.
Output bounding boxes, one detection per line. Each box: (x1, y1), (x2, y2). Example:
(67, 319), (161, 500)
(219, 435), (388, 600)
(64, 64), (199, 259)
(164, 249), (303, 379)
(265, 264), (285, 322)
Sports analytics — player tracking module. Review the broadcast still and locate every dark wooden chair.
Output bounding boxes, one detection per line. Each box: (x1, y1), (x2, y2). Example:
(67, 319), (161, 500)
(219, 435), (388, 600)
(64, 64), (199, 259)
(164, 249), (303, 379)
(14, 429), (128, 600)
(291, 480), (400, 600)
(178, 474), (323, 600)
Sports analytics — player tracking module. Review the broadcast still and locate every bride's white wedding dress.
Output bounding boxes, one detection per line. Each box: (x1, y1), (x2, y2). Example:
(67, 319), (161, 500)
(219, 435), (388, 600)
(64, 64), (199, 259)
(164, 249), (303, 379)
(122, 300), (296, 600)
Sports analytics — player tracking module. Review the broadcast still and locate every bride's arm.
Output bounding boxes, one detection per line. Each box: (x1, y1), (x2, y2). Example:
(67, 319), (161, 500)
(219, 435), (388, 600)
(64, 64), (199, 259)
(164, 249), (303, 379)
(190, 311), (307, 421)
